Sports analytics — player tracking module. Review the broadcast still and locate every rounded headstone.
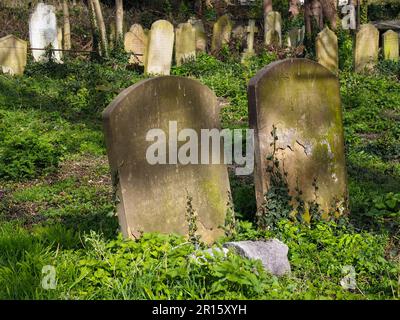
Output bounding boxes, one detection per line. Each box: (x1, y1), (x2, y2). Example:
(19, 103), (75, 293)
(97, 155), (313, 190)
(248, 59), (348, 218)
(103, 76), (231, 244)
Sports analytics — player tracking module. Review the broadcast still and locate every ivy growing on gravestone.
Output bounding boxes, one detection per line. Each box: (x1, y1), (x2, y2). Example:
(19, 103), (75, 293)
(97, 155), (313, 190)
(256, 125), (293, 230)
(185, 192), (201, 248)
(223, 191), (237, 238)
(361, 0), (368, 25)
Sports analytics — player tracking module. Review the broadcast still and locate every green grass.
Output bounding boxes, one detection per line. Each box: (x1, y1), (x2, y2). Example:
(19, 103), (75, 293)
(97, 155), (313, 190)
(0, 54), (399, 300)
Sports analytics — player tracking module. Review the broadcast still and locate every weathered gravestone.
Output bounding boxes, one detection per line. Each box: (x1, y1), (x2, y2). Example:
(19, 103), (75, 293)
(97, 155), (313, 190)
(0, 35), (27, 75)
(145, 20), (174, 75)
(175, 23), (196, 66)
(316, 26), (338, 74)
(287, 26), (305, 48)
(248, 59), (348, 218)
(211, 15), (233, 52)
(103, 76), (230, 244)
(265, 11), (282, 46)
(124, 24), (148, 65)
(29, 3), (62, 62)
(355, 24), (379, 73)
(188, 18), (207, 53)
(383, 30), (399, 62)
(232, 25), (246, 45)
(242, 19), (258, 61)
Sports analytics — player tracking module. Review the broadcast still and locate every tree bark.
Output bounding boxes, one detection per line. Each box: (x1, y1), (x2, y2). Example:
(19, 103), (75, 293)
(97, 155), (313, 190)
(264, 0), (273, 15)
(63, 0), (71, 50)
(289, 0), (300, 18)
(320, 0), (338, 30)
(87, 0), (100, 56)
(115, 0), (124, 41)
(91, 0), (108, 57)
(194, 0), (203, 17)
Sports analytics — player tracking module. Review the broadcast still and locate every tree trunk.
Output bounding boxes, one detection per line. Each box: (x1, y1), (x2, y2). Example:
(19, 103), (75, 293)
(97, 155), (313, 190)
(63, 0), (71, 50)
(194, 0), (203, 17)
(289, 0), (300, 18)
(320, 0), (338, 30)
(304, 0), (323, 35)
(87, 0), (100, 56)
(115, 0), (124, 41)
(91, 0), (108, 57)
(264, 0), (273, 15)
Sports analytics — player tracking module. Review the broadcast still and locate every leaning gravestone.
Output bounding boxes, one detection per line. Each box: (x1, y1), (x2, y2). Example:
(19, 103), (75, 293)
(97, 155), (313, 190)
(383, 30), (399, 62)
(211, 15), (233, 52)
(248, 59), (348, 217)
(124, 24), (148, 65)
(29, 3), (62, 62)
(175, 23), (196, 66)
(265, 11), (282, 46)
(188, 18), (207, 53)
(145, 20), (174, 75)
(103, 76), (230, 244)
(316, 26), (338, 74)
(354, 24), (379, 73)
(0, 35), (27, 75)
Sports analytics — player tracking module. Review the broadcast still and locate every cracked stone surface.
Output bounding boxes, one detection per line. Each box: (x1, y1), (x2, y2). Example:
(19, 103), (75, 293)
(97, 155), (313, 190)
(248, 59), (348, 217)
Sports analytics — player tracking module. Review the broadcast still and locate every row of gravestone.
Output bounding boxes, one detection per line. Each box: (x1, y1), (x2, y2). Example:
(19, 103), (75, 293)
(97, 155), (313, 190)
(316, 24), (400, 75)
(103, 58), (348, 244)
(123, 14), (291, 75)
(0, 3), (61, 76)
(0, 3), (398, 76)
(124, 15), (399, 77)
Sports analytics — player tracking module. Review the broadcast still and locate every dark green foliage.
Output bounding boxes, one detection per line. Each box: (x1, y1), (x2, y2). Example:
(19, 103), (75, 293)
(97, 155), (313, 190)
(0, 110), (63, 180)
(376, 60), (400, 80)
(0, 219), (397, 299)
(337, 28), (354, 72)
(0, 59), (145, 180)
(257, 126), (292, 230)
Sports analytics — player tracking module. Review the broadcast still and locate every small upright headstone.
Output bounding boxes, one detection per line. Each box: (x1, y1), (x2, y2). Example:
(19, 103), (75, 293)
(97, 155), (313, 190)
(175, 23), (196, 66)
(103, 76), (231, 244)
(383, 30), (399, 62)
(0, 35), (27, 75)
(232, 25), (246, 42)
(287, 28), (298, 47)
(299, 26), (305, 45)
(287, 26), (305, 47)
(145, 20), (175, 75)
(242, 19), (258, 61)
(188, 18), (207, 53)
(124, 24), (148, 65)
(354, 24), (379, 73)
(265, 11), (282, 46)
(29, 3), (62, 62)
(316, 26), (338, 74)
(211, 15), (233, 52)
(248, 59), (348, 218)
